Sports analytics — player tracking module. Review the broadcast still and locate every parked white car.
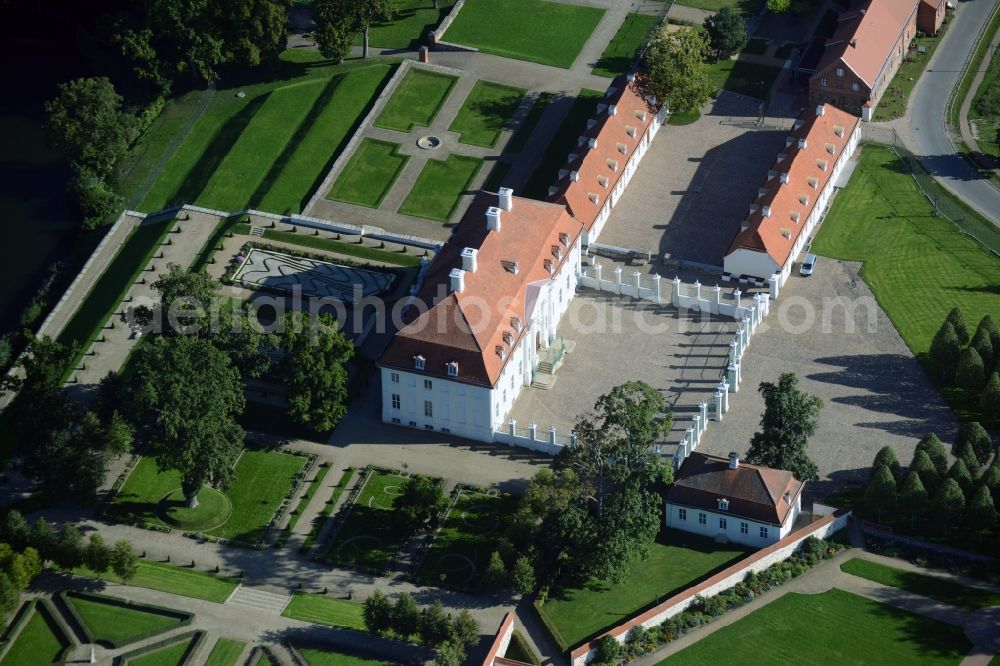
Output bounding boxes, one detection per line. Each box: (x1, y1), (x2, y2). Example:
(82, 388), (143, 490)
(800, 253), (817, 276)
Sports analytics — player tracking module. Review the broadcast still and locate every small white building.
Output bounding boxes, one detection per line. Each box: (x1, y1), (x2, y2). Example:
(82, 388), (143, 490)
(663, 452), (805, 548)
(723, 103), (861, 290)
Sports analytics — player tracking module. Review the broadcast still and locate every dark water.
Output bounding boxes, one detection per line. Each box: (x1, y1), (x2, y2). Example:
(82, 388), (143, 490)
(0, 8), (88, 334)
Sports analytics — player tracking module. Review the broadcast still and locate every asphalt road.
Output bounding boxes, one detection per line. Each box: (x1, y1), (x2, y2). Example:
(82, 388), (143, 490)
(909, 0), (1000, 224)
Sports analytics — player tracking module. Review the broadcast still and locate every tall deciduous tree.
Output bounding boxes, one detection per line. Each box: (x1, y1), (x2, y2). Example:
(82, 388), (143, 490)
(363, 589), (393, 634)
(392, 593), (420, 639)
(127, 335), (245, 507)
(312, 0), (394, 60)
(703, 6), (748, 60)
(643, 27), (714, 115)
(745, 373), (822, 481)
(6, 336), (75, 449)
(279, 313), (353, 432)
(210, 0), (291, 66)
(395, 475), (445, 532)
(111, 541), (140, 582)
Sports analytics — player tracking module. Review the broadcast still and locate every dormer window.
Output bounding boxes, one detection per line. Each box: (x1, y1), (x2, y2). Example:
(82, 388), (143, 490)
(816, 159), (828, 171)
(414, 355), (425, 371)
(544, 259), (554, 275)
(597, 175), (609, 189)
(833, 125), (845, 137)
(718, 498), (730, 511)
(511, 316), (523, 332)
(558, 232), (569, 247)
(776, 152), (787, 162)
(606, 159), (619, 172)
(757, 188), (768, 198)
(625, 126), (636, 137)
(502, 331), (513, 346)
(586, 119), (597, 129)
(552, 245), (563, 260)
(587, 192), (599, 204)
(502, 259), (520, 275)
(798, 194), (809, 206)
(790, 211), (800, 223)
(780, 228), (791, 239)
(446, 362), (458, 377)
(807, 176), (818, 189)
(825, 143), (836, 155)
(495, 346), (506, 360)
(634, 109), (647, 121)
(617, 143), (628, 155)
(762, 205), (772, 218)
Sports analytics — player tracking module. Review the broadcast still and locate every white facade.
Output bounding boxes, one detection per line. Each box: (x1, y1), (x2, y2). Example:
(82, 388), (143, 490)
(664, 495), (802, 548)
(380, 236), (582, 442)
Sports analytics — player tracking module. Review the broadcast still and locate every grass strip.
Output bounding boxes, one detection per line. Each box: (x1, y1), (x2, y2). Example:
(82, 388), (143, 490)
(281, 593), (365, 630)
(398, 155), (483, 222)
(205, 638), (247, 666)
(873, 20), (951, 121)
(190, 214), (250, 273)
(840, 558), (1000, 611)
(259, 229), (423, 267)
(522, 89), (604, 199)
(326, 139), (409, 208)
(71, 558), (239, 603)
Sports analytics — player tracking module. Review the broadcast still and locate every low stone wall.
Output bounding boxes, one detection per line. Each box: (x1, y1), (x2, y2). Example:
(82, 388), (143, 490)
(429, 0), (479, 52)
(482, 612), (516, 666)
(568, 510), (851, 665)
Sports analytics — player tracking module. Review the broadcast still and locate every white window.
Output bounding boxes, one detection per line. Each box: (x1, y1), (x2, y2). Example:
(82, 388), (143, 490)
(759, 526), (769, 539)
(717, 498), (729, 511)
(391, 394), (400, 409)
(851, 82), (860, 92)
(719, 518), (727, 530)
(390, 372), (399, 383)
(678, 508), (687, 521)
(820, 77), (828, 86)
(698, 513), (706, 525)
(741, 522), (749, 535)
(424, 400), (433, 418)
(502, 389), (507, 403)
(447, 362), (458, 377)
(424, 379), (432, 390)
(836, 67), (844, 77)
(414, 355), (425, 370)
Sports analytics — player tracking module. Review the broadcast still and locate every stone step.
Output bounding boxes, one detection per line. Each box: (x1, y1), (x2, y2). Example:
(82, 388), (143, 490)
(537, 362), (554, 374)
(225, 585), (291, 615)
(531, 375), (557, 390)
(250, 226), (265, 237)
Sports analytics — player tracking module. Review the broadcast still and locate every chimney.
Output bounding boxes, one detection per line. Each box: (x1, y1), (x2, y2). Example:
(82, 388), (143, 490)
(449, 268), (465, 293)
(728, 452), (740, 470)
(486, 206), (502, 232)
(461, 247), (478, 273)
(498, 187), (513, 211)
(816, 104), (826, 117)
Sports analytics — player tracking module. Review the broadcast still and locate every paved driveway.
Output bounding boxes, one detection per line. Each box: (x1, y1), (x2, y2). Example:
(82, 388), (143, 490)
(694, 259), (958, 498)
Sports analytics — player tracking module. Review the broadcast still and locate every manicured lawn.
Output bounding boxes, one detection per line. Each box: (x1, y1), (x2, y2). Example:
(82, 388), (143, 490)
(131, 637), (196, 666)
(707, 59), (782, 99)
(444, 0), (606, 69)
(326, 139), (409, 208)
(398, 155), (483, 222)
(874, 22), (950, 121)
(138, 53), (395, 213)
(57, 217), (175, 368)
(72, 558), (239, 603)
(841, 559), (1000, 611)
(66, 595), (184, 645)
(812, 145), (1000, 364)
(417, 491), (518, 591)
(2, 605), (69, 666)
(508, 92), (555, 152)
(364, 0), (456, 49)
(111, 449), (306, 544)
(660, 589), (971, 665)
(281, 593), (366, 630)
(206, 638), (247, 666)
(538, 531), (748, 649)
(300, 647), (392, 666)
(448, 80), (526, 148)
(327, 471), (412, 572)
(673, 0), (764, 12)
(522, 89), (604, 199)
(592, 13), (658, 78)
(258, 229), (423, 267)
(375, 69), (457, 132)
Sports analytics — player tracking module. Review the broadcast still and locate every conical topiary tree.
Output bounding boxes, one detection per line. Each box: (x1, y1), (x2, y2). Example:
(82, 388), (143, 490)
(983, 460), (1000, 506)
(899, 471), (928, 529)
(916, 433), (949, 477)
(929, 321), (962, 383)
(977, 314), (1000, 359)
(910, 450), (941, 493)
(981, 373), (1000, 428)
(964, 485), (997, 536)
(931, 478), (966, 536)
(955, 441), (981, 476)
(946, 307), (970, 346)
(864, 463), (897, 523)
(971, 324), (995, 371)
(947, 458), (973, 497)
(955, 347), (986, 392)
(955, 421), (993, 467)
(873, 446), (901, 483)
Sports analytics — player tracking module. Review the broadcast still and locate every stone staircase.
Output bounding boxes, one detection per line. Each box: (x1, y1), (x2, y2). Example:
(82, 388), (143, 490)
(250, 226), (265, 238)
(224, 585), (291, 615)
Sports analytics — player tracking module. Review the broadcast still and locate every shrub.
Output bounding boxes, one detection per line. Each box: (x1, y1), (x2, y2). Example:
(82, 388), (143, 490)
(72, 175), (122, 229)
(981, 373), (1000, 426)
(929, 321), (961, 382)
(955, 348), (986, 391)
(955, 422), (993, 466)
(915, 433), (949, 477)
(971, 324), (995, 369)
(594, 635), (621, 665)
(947, 307), (970, 345)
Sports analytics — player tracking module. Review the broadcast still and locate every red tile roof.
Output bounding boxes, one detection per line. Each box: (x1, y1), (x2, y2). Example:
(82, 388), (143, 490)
(726, 103), (859, 267)
(664, 452), (805, 525)
(378, 193), (582, 388)
(816, 0), (918, 88)
(550, 75), (658, 232)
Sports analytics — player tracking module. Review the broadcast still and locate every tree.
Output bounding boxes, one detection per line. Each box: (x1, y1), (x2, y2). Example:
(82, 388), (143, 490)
(511, 555), (536, 595)
(312, 0), (355, 62)
(983, 460), (1000, 505)
(745, 373), (822, 481)
(594, 381), (672, 449)
(864, 464), (897, 522)
(72, 174), (123, 229)
(981, 373), (1000, 427)
(955, 441), (981, 475)
(703, 6), (748, 60)
(643, 27), (714, 115)
(873, 446), (901, 483)
(948, 458), (974, 496)
(978, 314), (1000, 360)
(31, 518), (57, 563)
(53, 523), (85, 569)
(44, 77), (136, 182)
(910, 450), (940, 494)
(419, 600), (452, 647)
(127, 335), (245, 507)
(484, 551), (507, 589)
(932, 478), (966, 536)
(450, 610), (478, 648)
(432, 641), (466, 666)
(899, 471), (928, 529)
(955, 348), (986, 391)
(594, 635), (622, 665)
(111, 541), (139, 583)
(7, 548), (41, 592)
(153, 264), (217, 333)
(363, 589), (393, 635)
(85, 534), (112, 577)
(6, 335), (75, 453)
(210, 0), (291, 66)
(916, 433), (949, 477)
(0, 573), (18, 617)
(946, 307), (970, 346)
(104, 411), (135, 457)
(279, 313), (353, 432)
(395, 476), (445, 532)
(208, 307), (273, 380)
(955, 422), (993, 467)
(2, 511), (30, 552)
(965, 485), (997, 534)
(767, 0), (791, 12)
(971, 323), (995, 370)
(929, 321), (961, 382)
(392, 593), (420, 639)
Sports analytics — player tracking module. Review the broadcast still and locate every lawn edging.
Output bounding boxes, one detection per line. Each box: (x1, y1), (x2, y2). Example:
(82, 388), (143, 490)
(0, 600), (75, 665)
(59, 590), (193, 649)
(567, 511), (851, 665)
(119, 630), (206, 665)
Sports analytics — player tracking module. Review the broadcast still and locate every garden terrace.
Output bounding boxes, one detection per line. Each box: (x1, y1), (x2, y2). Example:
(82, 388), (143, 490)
(299, 646), (393, 665)
(840, 559), (1000, 611)
(398, 155), (484, 222)
(375, 69), (458, 132)
(447, 81), (526, 148)
(326, 139), (410, 209)
(364, 0), (457, 50)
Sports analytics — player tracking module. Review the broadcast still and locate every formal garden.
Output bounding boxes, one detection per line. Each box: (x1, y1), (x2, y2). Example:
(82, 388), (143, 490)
(374, 68), (457, 132)
(398, 155), (484, 222)
(205, 638), (248, 666)
(71, 558), (240, 603)
(448, 81), (526, 148)
(326, 138), (411, 209)
(442, 0), (606, 68)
